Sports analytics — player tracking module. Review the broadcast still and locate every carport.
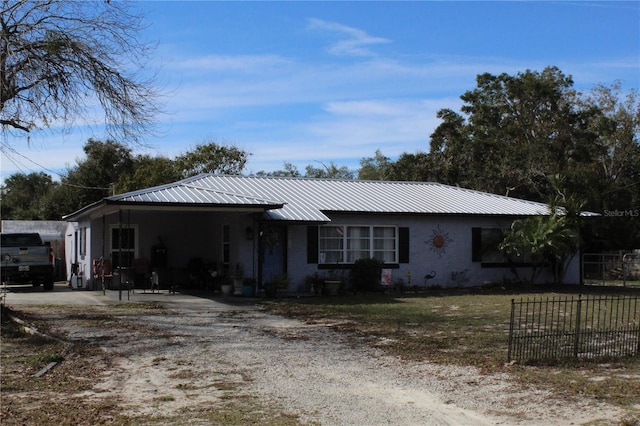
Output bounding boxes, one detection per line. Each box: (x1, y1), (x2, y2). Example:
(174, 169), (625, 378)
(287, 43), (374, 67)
(63, 180), (284, 294)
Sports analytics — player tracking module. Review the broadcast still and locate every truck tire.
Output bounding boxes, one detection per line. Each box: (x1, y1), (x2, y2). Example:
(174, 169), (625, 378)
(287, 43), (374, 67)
(43, 274), (54, 291)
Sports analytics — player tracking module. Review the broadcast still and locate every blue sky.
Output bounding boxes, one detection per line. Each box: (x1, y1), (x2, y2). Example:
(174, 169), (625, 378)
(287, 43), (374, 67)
(2, 1), (639, 183)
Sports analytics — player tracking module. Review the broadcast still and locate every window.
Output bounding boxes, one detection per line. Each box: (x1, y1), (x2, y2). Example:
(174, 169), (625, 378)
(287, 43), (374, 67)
(110, 226), (136, 268)
(319, 225), (397, 264)
(472, 227), (533, 266)
(79, 227), (87, 258)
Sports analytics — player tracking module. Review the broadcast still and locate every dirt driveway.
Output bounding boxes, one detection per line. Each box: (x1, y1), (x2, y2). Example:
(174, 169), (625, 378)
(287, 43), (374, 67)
(1, 284), (630, 425)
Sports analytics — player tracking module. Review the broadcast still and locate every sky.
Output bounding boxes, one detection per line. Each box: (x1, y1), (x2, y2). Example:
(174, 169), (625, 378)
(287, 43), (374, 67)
(2, 0), (639, 184)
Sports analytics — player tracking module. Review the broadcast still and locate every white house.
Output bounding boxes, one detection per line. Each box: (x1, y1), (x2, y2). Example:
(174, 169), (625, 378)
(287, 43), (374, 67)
(62, 174), (581, 292)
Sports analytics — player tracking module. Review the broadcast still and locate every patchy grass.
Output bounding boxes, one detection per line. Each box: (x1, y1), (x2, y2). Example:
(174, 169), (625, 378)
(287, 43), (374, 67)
(262, 288), (640, 409)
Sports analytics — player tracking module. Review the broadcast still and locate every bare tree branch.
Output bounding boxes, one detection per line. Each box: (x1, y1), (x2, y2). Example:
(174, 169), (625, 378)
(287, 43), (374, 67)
(0, 0), (162, 145)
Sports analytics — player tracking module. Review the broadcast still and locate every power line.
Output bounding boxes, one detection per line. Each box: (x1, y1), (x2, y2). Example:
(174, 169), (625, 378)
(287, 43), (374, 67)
(0, 141), (110, 191)
(1, 140), (64, 178)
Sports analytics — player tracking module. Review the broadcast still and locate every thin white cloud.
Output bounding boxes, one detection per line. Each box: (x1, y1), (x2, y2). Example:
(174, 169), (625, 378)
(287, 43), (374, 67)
(241, 96), (463, 176)
(307, 18), (390, 57)
(172, 54), (292, 73)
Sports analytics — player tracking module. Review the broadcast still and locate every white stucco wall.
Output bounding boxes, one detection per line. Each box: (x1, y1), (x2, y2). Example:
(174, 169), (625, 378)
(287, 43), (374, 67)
(74, 207), (581, 291)
(285, 213), (579, 291)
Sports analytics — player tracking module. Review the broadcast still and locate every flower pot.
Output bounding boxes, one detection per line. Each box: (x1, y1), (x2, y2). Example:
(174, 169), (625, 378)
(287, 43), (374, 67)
(220, 284), (233, 295)
(242, 285), (254, 297)
(233, 277), (243, 295)
(324, 280), (341, 296)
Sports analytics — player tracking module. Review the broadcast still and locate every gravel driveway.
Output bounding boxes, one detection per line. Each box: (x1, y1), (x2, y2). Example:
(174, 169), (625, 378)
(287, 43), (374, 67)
(4, 286), (627, 425)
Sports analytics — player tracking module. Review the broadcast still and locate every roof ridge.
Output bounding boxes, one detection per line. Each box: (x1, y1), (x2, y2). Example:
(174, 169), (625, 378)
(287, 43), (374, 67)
(180, 182), (284, 204)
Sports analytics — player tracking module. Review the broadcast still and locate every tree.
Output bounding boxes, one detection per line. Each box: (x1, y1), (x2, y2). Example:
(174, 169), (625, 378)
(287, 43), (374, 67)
(255, 162), (301, 177)
(0, 172), (58, 219)
(304, 161), (354, 179)
(579, 81), (640, 212)
(499, 213), (578, 285)
(1, 140), (252, 219)
(0, 0), (160, 144)
(500, 177), (583, 285)
(388, 152), (431, 182)
(116, 155), (180, 193)
(358, 150), (393, 180)
(68, 139), (134, 201)
(427, 67), (598, 201)
(174, 142), (249, 178)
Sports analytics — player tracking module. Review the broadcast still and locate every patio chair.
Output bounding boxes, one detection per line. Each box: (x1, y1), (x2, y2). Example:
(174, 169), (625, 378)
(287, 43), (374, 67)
(92, 258), (114, 289)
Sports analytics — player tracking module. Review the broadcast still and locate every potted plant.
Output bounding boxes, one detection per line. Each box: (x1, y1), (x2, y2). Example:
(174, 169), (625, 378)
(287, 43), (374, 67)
(265, 274), (290, 298)
(231, 263), (244, 295)
(242, 277), (255, 297)
(304, 272), (323, 295)
(220, 275), (233, 295)
(323, 269), (343, 296)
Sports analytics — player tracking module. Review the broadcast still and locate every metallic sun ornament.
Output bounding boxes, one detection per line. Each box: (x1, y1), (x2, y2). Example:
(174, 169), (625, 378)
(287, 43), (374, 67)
(428, 226), (453, 257)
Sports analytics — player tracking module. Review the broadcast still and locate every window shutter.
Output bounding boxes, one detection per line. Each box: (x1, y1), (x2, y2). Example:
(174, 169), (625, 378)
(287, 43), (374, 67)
(307, 226), (318, 263)
(471, 227), (482, 262)
(399, 227), (409, 263)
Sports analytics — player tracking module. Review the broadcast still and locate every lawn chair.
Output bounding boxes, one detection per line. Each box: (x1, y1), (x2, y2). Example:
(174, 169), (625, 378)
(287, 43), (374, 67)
(92, 258), (114, 290)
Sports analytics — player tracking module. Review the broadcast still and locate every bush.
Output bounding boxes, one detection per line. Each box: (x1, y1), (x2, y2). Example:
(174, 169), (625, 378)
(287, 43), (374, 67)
(350, 258), (384, 293)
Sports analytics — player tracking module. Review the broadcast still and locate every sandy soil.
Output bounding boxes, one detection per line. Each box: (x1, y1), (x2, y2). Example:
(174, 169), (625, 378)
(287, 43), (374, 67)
(15, 298), (631, 426)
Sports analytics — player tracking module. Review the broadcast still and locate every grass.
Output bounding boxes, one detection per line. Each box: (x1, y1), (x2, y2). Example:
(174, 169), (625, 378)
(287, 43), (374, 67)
(261, 287), (640, 408)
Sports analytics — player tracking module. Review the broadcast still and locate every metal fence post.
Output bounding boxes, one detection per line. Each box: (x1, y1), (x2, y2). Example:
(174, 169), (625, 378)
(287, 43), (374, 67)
(573, 294), (582, 358)
(508, 298), (515, 362)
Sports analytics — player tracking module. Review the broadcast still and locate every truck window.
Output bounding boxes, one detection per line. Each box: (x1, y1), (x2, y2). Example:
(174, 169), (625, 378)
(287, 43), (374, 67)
(1, 233), (43, 247)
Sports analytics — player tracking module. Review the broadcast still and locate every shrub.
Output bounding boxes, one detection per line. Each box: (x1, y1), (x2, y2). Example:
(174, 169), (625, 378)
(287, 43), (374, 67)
(349, 258), (384, 293)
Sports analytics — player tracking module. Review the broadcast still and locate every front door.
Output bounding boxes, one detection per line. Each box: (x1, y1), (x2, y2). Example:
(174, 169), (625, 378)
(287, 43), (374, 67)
(260, 224), (287, 285)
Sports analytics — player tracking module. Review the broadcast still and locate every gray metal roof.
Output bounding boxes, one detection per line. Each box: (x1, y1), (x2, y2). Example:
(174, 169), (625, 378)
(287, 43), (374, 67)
(111, 179), (283, 207)
(99, 174), (552, 222)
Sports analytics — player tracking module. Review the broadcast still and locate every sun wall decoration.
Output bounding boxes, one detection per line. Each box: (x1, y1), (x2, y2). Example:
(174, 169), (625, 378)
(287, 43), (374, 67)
(427, 225), (453, 258)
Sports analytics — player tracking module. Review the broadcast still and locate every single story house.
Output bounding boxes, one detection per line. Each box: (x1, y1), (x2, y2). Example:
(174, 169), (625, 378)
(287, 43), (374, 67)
(63, 174), (581, 292)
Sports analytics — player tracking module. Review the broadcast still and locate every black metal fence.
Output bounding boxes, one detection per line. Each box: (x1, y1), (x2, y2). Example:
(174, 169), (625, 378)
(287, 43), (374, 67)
(508, 295), (640, 363)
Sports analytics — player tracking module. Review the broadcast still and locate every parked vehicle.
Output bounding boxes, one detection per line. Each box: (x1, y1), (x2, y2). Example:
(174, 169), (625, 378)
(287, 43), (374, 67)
(1, 233), (54, 291)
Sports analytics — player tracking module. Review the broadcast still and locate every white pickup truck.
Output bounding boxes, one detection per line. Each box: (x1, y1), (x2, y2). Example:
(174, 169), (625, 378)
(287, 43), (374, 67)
(1, 233), (54, 291)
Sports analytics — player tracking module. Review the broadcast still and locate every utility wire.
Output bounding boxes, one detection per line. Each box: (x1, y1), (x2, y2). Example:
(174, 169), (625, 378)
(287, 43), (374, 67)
(0, 141), (110, 191)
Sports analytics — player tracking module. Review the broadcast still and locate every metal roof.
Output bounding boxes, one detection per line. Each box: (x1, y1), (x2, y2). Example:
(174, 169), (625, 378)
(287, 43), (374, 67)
(65, 174), (555, 222)
(121, 174), (553, 221)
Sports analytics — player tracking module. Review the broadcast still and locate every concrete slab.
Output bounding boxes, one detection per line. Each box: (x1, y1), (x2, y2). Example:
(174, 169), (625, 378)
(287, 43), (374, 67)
(1, 281), (261, 312)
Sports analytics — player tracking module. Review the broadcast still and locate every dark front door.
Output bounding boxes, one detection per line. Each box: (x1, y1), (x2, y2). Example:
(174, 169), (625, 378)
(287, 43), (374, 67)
(260, 224), (287, 285)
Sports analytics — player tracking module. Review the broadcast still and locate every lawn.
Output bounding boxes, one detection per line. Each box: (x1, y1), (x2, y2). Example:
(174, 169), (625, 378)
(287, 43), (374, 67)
(262, 286), (640, 408)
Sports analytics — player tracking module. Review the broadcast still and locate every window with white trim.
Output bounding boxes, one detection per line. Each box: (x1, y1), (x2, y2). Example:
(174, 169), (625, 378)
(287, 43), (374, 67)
(319, 225), (397, 264)
(110, 225), (137, 268)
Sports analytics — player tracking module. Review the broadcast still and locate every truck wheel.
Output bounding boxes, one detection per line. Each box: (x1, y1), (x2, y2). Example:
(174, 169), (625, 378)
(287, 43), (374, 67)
(43, 274), (54, 291)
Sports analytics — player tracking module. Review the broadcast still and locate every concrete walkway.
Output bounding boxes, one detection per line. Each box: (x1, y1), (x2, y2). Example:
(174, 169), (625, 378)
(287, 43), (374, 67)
(2, 281), (260, 312)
